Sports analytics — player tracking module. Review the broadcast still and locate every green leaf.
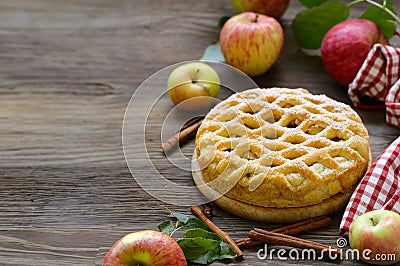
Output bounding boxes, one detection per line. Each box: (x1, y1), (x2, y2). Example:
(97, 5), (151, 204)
(157, 220), (174, 235)
(184, 228), (222, 241)
(170, 211), (189, 224)
(374, 19), (396, 39)
(360, 1), (396, 21)
(177, 217), (208, 231)
(292, 1), (350, 49)
(298, 0), (326, 8)
(360, 1), (397, 39)
(191, 246), (221, 264)
(183, 228), (209, 239)
(200, 42), (225, 62)
(159, 210), (235, 264)
(218, 241), (237, 259)
(183, 229), (236, 264)
(190, 240), (236, 264)
(204, 231), (222, 242)
(177, 237), (220, 260)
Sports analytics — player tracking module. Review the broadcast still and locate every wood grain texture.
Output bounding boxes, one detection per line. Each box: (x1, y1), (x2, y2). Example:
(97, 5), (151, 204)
(0, 0), (399, 265)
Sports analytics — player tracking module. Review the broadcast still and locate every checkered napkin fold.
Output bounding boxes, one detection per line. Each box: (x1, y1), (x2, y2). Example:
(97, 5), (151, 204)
(348, 44), (400, 128)
(340, 136), (400, 236)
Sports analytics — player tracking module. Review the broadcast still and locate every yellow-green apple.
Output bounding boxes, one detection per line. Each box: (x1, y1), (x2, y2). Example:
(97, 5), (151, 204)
(103, 230), (187, 266)
(349, 210), (400, 265)
(321, 18), (388, 86)
(167, 62), (220, 111)
(219, 12), (284, 77)
(231, 0), (290, 19)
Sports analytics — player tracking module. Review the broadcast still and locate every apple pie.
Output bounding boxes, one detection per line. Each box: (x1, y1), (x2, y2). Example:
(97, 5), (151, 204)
(193, 88), (370, 222)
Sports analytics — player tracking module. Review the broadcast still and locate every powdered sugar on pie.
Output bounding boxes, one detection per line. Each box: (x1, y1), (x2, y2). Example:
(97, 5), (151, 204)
(195, 88), (370, 208)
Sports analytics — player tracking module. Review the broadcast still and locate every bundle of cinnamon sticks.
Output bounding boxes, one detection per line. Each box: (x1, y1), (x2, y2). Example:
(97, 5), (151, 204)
(236, 215), (332, 248)
(191, 205), (341, 260)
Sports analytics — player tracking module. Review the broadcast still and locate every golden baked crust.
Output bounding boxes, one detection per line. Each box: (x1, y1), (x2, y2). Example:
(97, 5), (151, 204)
(192, 149), (372, 223)
(192, 155), (354, 223)
(195, 88), (370, 208)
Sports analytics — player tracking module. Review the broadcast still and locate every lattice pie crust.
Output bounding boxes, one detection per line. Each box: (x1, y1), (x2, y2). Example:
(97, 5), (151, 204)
(193, 88), (370, 221)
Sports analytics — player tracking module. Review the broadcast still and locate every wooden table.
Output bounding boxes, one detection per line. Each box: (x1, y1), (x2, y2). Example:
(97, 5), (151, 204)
(1, 0), (399, 265)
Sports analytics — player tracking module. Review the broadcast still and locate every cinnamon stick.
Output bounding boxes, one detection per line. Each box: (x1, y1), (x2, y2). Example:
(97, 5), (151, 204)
(161, 117), (204, 153)
(236, 216), (331, 247)
(191, 205), (243, 258)
(274, 216), (331, 235)
(248, 228), (341, 257)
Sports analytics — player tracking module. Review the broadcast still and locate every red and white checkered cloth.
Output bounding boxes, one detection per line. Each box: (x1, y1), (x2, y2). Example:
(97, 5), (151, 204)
(340, 136), (400, 236)
(348, 44), (400, 128)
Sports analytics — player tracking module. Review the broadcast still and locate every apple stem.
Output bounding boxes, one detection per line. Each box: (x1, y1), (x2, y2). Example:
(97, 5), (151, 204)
(347, 0), (400, 24)
(369, 217), (377, 226)
(252, 14), (259, 23)
(192, 68), (200, 84)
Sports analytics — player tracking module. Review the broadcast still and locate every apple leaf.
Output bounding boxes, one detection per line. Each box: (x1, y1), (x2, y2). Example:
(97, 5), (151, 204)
(204, 231), (223, 242)
(184, 228), (209, 239)
(374, 19), (396, 40)
(219, 241), (237, 259)
(177, 217), (208, 231)
(292, 1), (350, 49)
(177, 237), (220, 259)
(157, 220), (175, 235)
(183, 229), (236, 264)
(191, 247), (221, 264)
(200, 42), (225, 62)
(298, 0), (327, 8)
(159, 210), (236, 264)
(170, 211), (189, 224)
(160, 212), (207, 236)
(359, 1), (397, 39)
(184, 228), (222, 241)
(190, 239), (236, 264)
(184, 228), (212, 239)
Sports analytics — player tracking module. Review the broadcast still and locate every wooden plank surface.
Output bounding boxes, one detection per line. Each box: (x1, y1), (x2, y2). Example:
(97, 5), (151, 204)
(0, 0), (399, 265)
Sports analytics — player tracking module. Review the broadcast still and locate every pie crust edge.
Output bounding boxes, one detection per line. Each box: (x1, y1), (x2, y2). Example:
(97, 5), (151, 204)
(192, 147), (372, 223)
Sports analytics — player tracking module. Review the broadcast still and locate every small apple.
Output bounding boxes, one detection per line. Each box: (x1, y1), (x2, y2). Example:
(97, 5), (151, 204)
(349, 210), (400, 265)
(231, 0), (290, 19)
(103, 230), (187, 266)
(167, 62), (220, 111)
(321, 18), (388, 86)
(219, 12), (284, 77)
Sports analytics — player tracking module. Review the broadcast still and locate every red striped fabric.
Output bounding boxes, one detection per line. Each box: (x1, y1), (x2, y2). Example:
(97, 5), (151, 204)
(348, 44), (400, 128)
(340, 136), (400, 236)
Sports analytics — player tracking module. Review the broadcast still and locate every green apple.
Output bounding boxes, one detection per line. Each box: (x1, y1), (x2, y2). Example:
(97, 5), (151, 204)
(219, 12), (284, 77)
(231, 0), (290, 19)
(103, 230), (187, 266)
(167, 62), (220, 111)
(349, 210), (400, 265)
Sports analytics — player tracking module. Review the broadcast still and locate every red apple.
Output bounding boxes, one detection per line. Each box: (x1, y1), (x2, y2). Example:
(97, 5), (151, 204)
(349, 210), (400, 265)
(321, 18), (388, 86)
(231, 0), (290, 19)
(168, 62), (220, 111)
(220, 12), (284, 77)
(103, 230), (187, 266)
